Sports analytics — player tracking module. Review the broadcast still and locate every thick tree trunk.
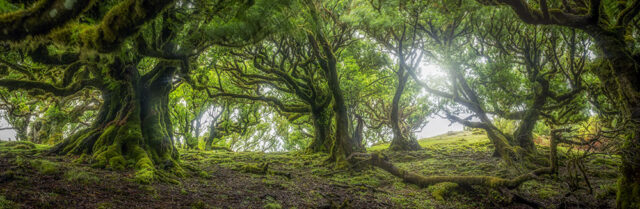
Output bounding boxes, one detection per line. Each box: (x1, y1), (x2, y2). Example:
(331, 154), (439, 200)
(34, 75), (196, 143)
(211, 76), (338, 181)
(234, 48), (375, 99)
(484, 126), (519, 161)
(513, 110), (539, 152)
(307, 108), (333, 153)
(389, 69), (421, 151)
(51, 62), (181, 184)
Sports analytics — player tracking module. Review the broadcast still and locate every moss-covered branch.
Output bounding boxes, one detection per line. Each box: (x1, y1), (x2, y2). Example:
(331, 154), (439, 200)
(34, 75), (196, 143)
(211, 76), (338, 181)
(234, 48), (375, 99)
(29, 45), (79, 65)
(0, 0), (95, 41)
(477, 0), (598, 28)
(351, 153), (552, 189)
(0, 78), (99, 96)
(52, 0), (176, 52)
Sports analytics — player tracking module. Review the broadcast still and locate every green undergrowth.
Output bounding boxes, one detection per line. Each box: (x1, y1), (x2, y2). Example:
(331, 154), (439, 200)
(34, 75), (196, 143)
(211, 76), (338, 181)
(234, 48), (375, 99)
(0, 195), (17, 209)
(0, 131), (622, 208)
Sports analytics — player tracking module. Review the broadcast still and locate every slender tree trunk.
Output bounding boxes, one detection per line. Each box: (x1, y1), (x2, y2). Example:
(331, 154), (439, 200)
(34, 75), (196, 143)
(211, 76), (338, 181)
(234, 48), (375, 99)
(51, 61), (181, 184)
(204, 120), (217, 150)
(389, 68), (421, 151)
(352, 114), (364, 147)
(325, 55), (364, 163)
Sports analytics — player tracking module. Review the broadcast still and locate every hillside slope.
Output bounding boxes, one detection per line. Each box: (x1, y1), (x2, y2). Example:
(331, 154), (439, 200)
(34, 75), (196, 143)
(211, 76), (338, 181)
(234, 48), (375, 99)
(0, 131), (619, 208)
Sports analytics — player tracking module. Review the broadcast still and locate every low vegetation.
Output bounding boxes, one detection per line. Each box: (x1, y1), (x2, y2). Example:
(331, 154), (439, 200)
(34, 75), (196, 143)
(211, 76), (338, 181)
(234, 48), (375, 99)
(0, 131), (619, 208)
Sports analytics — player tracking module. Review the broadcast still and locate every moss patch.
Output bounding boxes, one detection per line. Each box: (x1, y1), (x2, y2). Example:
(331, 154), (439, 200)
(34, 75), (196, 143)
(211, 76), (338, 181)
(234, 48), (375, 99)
(30, 159), (60, 175)
(427, 182), (459, 201)
(64, 169), (99, 184)
(0, 195), (17, 209)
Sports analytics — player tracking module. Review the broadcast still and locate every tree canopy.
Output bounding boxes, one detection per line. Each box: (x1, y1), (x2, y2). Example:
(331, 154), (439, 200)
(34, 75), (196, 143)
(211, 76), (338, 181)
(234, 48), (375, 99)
(1, 0), (639, 207)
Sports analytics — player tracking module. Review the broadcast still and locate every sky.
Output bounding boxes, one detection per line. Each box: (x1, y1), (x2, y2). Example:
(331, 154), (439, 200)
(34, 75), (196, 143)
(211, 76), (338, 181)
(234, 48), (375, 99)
(0, 118), (17, 141)
(2, 115), (462, 141)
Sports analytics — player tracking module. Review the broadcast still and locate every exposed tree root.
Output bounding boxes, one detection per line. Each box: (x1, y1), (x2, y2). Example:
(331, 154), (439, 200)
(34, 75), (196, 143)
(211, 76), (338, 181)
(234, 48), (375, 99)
(238, 162), (292, 178)
(349, 153), (554, 189)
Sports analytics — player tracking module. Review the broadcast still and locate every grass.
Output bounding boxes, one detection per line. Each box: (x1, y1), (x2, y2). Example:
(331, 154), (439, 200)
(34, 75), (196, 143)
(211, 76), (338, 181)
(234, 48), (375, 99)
(369, 131), (490, 151)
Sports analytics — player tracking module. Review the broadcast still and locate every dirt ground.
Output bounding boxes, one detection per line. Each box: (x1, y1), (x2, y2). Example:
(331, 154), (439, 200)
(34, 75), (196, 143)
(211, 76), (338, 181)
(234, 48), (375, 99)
(0, 132), (620, 208)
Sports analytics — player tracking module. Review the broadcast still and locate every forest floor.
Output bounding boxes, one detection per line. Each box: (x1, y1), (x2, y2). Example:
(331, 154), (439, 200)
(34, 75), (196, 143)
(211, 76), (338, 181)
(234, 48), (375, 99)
(0, 131), (620, 209)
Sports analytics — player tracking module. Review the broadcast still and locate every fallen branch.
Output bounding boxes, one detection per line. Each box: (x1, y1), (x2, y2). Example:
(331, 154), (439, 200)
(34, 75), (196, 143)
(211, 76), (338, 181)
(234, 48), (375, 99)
(349, 153), (553, 189)
(239, 163), (292, 179)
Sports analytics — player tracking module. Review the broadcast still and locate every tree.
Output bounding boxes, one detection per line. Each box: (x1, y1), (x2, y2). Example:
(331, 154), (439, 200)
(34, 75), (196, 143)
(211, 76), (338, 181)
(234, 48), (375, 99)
(350, 0), (427, 151)
(478, 0), (640, 206)
(169, 83), (210, 149)
(0, 0), (291, 183)
(305, 0), (366, 162)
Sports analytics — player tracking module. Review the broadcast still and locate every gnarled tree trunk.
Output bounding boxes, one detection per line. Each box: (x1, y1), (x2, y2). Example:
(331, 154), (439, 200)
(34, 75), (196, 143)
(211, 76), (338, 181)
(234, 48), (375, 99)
(307, 107), (333, 153)
(585, 28), (640, 208)
(512, 110), (539, 152)
(51, 61), (181, 184)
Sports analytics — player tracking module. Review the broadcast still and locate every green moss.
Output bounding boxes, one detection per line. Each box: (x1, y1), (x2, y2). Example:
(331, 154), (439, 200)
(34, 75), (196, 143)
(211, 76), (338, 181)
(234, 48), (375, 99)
(427, 182), (458, 201)
(263, 202), (282, 209)
(2, 141), (36, 149)
(190, 200), (212, 209)
(0, 195), (16, 209)
(30, 159), (60, 175)
(616, 177), (640, 209)
(13, 155), (28, 167)
(96, 202), (115, 209)
(64, 169), (99, 184)
(197, 170), (211, 178)
(108, 156), (126, 170)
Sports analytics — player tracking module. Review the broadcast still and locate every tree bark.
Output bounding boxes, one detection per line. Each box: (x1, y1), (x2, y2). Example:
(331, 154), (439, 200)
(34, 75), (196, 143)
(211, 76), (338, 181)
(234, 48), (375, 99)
(583, 28), (640, 209)
(389, 67), (421, 151)
(512, 110), (539, 152)
(307, 108), (333, 153)
(326, 57), (363, 162)
(51, 61), (181, 184)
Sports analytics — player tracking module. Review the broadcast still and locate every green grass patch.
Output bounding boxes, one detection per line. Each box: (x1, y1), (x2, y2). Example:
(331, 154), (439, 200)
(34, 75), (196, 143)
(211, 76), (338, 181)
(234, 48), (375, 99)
(64, 169), (99, 184)
(30, 159), (60, 175)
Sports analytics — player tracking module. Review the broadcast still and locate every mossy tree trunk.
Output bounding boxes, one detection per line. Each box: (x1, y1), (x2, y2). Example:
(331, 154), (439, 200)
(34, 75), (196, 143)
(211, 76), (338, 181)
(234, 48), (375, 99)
(306, 3), (365, 163)
(472, 2), (640, 206)
(512, 108), (541, 152)
(51, 60), (181, 183)
(307, 107), (333, 153)
(584, 28), (640, 208)
(389, 63), (421, 151)
(326, 59), (364, 163)
(579, 34), (640, 205)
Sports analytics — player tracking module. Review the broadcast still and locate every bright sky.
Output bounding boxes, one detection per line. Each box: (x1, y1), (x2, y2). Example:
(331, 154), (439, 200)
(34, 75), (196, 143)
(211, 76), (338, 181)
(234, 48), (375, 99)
(0, 117), (17, 141)
(415, 116), (463, 139)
